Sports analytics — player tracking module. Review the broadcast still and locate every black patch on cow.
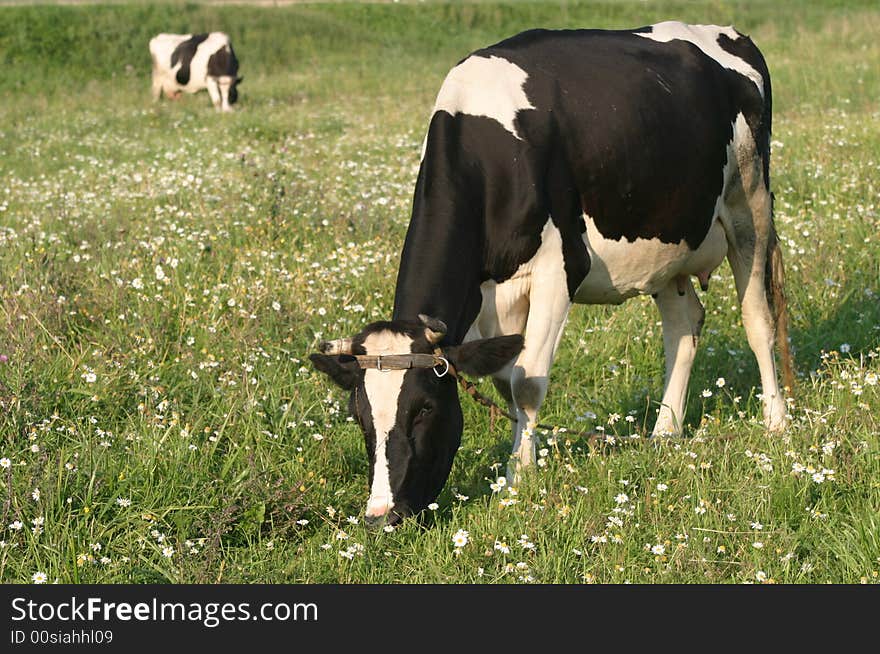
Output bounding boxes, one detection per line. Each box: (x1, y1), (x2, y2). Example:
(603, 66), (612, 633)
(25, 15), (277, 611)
(392, 112), (489, 344)
(544, 136), (592, 296)
(171, 33), (209, 86)
(207, 43), (239, 78)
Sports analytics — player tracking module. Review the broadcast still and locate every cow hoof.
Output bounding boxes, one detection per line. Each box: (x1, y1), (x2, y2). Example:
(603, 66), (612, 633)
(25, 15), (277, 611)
(764, 397), (788, 433)
(766, 415), (787, 433)
(505, 456), (533, 487)
(650, 418), (682, 439)
(505, 463), (521, 487)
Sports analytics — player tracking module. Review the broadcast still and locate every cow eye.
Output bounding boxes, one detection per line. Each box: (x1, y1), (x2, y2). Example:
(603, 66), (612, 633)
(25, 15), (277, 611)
(418, 404), (433, 417)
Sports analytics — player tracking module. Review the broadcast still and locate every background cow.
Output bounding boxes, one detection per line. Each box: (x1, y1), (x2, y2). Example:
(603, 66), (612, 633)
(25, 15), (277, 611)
(149, 32), (241, 111)
(311, 22), (794, 527)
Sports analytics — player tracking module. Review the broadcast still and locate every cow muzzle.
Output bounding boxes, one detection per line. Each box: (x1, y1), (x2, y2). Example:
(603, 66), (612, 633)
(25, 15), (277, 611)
(364, 506), (406, 530)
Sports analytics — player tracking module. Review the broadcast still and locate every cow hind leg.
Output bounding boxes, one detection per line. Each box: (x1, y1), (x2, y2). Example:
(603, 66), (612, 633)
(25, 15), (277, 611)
(724, 179), (787, 432)
(652, 279), (705, 437)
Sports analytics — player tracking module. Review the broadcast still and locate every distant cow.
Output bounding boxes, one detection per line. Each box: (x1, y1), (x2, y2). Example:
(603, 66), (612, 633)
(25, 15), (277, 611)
(149, 32), (241, 111)
(311, 22), (794, 527)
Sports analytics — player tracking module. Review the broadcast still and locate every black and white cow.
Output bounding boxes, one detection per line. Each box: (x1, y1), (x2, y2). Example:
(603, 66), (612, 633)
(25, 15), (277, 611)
(310, 22), (794, 527)
(149, 32), (241, 111)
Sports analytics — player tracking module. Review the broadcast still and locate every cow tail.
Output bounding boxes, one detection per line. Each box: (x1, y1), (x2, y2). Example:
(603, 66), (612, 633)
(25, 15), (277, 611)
(765, 210), (795, 392)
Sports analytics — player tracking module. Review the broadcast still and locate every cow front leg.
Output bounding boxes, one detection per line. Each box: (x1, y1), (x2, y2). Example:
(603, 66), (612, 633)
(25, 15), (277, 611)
(507, 270), (571, 480)
(490, 345), (546, 483)
(652, 277), (705, 437)
(217, 78), (234, 112)
(151, 74), (163, 102)
(509, 372), (548, 476)
(206, 78), (223, 110)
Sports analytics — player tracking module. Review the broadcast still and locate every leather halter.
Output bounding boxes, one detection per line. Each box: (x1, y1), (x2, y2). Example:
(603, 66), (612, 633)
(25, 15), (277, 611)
(350, 350), (451, 377)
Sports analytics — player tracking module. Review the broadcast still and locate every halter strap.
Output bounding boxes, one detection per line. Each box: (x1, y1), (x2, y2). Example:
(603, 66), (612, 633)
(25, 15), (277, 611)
(352, 353), (448, 373)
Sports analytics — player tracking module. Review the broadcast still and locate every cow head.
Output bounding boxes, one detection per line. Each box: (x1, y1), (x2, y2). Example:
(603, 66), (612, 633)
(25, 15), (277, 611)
(229, 76), (243, 105)
(309, 314), (523, 527)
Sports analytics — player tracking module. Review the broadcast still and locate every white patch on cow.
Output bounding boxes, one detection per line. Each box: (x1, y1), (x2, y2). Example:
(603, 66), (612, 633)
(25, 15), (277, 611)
(635, 21), (764, 97)
(432, 55), (535, 140)
(573, 216), (729, 304)
(362, 330), (414, 517)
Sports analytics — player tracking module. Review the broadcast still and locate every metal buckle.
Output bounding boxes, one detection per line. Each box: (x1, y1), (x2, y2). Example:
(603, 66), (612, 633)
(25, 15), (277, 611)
(433, 356), (450, 378)
(376, 355), (385, 372)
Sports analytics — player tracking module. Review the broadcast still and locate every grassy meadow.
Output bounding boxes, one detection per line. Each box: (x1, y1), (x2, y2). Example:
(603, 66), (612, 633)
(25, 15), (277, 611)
(0, 0), (878, 584)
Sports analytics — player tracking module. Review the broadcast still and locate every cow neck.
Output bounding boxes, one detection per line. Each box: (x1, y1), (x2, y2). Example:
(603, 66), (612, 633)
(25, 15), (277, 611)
(391, 167), (484, 346)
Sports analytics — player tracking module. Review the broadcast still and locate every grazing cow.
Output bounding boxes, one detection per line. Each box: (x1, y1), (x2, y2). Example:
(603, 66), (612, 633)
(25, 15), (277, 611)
(310, 22), (794, 527)
(149, 32), (241, 111)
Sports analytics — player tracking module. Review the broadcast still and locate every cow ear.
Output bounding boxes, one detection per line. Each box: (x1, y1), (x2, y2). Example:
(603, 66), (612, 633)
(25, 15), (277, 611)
(309, 353), (361, 390)
(443, 335), (524, 377)
(235, 76), (244, 85)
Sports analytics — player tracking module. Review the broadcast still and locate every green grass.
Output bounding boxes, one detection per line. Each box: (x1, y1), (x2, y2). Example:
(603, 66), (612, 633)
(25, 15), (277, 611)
(0, 0), (878, 584)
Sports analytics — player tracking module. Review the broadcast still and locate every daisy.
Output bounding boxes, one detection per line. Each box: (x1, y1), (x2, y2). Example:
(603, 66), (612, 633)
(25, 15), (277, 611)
(452, 529), (469, 548)
(489, 476), (507, 492)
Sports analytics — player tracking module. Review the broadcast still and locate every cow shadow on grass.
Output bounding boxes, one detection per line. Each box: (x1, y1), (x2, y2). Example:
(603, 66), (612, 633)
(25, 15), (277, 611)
(787, 282), (880, 372)
(688, 278), (880, 424)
